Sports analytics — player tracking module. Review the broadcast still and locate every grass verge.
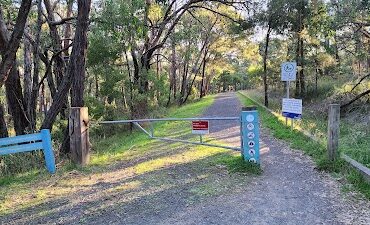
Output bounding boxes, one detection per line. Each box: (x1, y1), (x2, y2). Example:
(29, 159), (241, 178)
(238, 92), (370, 199)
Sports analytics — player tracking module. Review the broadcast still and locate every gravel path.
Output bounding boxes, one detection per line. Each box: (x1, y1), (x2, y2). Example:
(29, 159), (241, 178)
(2, 92), (370, 225)
(157, 92), (370, 225)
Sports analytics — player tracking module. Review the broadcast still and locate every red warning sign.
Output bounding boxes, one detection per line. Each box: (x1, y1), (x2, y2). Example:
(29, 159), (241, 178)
(192, 121), (209, 135)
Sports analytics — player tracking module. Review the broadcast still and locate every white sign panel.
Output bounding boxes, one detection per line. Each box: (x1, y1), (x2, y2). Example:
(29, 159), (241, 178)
(281, 62), (297, 81)
(282, 98), (302, 119)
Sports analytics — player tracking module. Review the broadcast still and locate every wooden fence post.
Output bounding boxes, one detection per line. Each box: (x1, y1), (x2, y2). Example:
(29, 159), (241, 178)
(327, 104), (340, 161)
(69, 107), (90, 165)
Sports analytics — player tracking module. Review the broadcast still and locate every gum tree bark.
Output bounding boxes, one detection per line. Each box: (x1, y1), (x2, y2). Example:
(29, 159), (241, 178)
(0, 1), (32, 135)
(0, 0), (32, 86)
(41, 0), (91, 130)
(263, 24), (271, 107)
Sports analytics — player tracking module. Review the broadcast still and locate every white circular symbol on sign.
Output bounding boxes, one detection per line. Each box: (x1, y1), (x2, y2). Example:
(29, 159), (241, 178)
(246, 123), (254, 130)
(284, 63), (294, 73)
(249, 149), (255, 156)
(247, 132), (255, 139)
(248, 141), (255, 148)
(249, 158), (256, 163)
(246, 114), (254, 122)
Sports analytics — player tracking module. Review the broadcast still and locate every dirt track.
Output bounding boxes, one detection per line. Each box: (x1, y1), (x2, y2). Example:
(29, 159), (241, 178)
(155, 92), (370, 225)
(2, 92), (370, 225)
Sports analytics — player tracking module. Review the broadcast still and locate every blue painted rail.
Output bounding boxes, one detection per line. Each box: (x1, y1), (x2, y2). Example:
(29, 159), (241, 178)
(0, 129), (56, 174)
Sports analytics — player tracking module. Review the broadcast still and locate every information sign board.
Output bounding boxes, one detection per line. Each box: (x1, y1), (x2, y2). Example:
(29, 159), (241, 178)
(282, 98), (302, 119)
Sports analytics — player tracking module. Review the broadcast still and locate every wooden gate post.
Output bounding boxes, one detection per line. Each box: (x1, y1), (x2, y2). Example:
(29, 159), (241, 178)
(327, 104), (340, 161)
(69, 107), (90, 165)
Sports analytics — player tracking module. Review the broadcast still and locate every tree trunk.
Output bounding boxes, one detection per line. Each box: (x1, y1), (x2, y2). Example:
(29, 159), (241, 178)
(95, 73), (99, 98)
(334, 34), (340, 66)
(41, 0), (91, 130)
(23, 34), (32, 114)
(44, 0), (66, 88)
(71, 0), (91, 107)
(200, 55), (207, 98)
(64, 0), (73, 57)
(29, 0), (43, 131)
(0, 1), (32, 136)
(300, 37), (305, 95)
(123, 47), (134, 131)
(295, 34), (301, 97)
(0, 104), (8, 137)
(44, 0), (68, 119)
(5, 66), (28, 135)
(0, 0), (32, 86)
(179, 47), (190, 104)
(263, 25), (271, 107)
(171, 37), (177, 100)
(40, 82), (46, 115)
(43, 53), (57, 99)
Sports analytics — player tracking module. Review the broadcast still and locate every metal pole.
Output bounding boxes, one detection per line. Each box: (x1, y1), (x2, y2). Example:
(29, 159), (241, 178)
(200, 135), (203, 143)
(150, 121), (154, 137)
(153, 136), (241, 152)
(99, 117), (239, 124)
(286, 81), (290, 126)
(291, 119), (294, 130)
(287, 81), (290, 98)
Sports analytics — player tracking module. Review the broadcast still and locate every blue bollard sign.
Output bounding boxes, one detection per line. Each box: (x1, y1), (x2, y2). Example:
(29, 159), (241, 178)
(241, 107), (260, 164)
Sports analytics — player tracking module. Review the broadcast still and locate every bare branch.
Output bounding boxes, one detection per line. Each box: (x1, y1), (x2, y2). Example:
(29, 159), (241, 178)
(351, 73), (370, 92)
(49, 17), (76, 26)
(341, 89), (370, 110)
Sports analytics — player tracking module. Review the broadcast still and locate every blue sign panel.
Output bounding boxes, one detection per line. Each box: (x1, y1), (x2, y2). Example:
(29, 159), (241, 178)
(241, 110), (260, 164)
(282, 112), (302, 119)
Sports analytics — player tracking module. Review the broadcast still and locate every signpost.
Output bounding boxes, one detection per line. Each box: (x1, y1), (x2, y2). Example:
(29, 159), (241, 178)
(281, 62), (297, 82)
(192, 120), (209, 143)
(281, 61), (302, 129)
(241, 107), (260, 164)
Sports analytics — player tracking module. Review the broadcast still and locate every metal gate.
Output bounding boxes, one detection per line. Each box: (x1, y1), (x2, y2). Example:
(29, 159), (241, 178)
(100, 107), (260, 164)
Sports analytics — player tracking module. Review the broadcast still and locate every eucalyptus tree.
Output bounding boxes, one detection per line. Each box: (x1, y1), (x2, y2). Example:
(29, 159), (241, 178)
(329, 0), (370, 109)
(255, 0), (290, 106)
(91, 0), (251, 114)
(0, 0), (32, 136)
(41, 0), (92, 130)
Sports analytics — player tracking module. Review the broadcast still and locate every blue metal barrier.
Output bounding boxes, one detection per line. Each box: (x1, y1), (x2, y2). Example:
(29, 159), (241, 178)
(0, 129), (56, 174)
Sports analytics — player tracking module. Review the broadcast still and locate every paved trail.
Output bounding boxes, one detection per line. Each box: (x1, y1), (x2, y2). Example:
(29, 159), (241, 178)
(158, 92), (370, 225)
(2, 92), (370, 225)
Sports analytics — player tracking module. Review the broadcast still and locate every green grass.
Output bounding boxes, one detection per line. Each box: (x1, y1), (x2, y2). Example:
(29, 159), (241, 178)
(0, 96), (217, 186)
(90, 95), (217, 166)
(0, 94), (261, 215)
(213, 154), (262, 175)
(238, 92), (370, 199)
(244, 83), (370, 168)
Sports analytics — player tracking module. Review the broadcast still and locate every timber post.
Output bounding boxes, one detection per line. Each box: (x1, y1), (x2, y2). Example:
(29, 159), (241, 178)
(69, 107), (90, 165)
(327, 104), (340, 161)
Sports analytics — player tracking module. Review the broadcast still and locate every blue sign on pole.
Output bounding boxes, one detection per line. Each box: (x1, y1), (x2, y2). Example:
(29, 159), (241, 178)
(241, 107), (260, 164)
(282, 112), (302, 119)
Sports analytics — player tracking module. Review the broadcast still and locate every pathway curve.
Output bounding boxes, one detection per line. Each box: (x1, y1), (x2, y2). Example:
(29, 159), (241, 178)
(159, 92), (370, 225)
